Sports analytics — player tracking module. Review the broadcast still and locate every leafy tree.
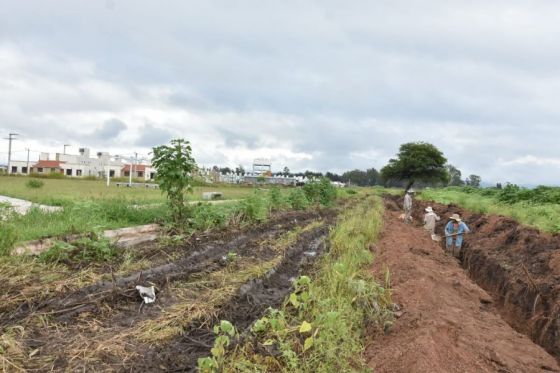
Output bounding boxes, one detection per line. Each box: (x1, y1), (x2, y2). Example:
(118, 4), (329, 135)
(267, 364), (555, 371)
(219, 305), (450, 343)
(446, 164), (465, 186)
(325, 172), (342, 182)
(220, 167), (232, 174)
(380, 142), (448, 191)
(235, 165), (245, 175)
(466, 174), (482, 188)
(152, 139), (197, 228)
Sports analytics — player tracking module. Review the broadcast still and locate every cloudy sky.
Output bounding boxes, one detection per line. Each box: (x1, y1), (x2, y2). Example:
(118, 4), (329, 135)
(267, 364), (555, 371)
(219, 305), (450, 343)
(1, 1), (559, 185)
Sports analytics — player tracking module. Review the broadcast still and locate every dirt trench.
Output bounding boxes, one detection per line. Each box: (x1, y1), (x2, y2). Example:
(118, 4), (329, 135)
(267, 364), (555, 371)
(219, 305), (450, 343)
(406, 196), (560, 362)
(366, 197), (559, 373)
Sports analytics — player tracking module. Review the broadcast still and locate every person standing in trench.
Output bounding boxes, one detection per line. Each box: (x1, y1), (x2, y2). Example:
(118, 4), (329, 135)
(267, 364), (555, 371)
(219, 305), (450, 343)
(403, 189), (414, 223)
(445, 213), (470, 257)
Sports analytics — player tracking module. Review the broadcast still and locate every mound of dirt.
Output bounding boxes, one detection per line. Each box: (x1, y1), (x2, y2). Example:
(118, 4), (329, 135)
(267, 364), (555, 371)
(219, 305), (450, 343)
(391, 194), (560, 361)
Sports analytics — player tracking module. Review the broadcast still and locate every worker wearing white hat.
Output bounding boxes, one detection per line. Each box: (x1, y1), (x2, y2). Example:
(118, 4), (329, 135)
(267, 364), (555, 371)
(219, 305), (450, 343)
(445, 214), (470, 256)
(423, 206), (440, 234)
(403, 189), (414, 223)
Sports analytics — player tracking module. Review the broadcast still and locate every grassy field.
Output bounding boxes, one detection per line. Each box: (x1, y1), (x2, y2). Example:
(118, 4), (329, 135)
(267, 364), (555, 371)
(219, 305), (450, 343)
(420, 187), (560, 233)
(0, 176), (257, 205)
(0, 177), (351, 254)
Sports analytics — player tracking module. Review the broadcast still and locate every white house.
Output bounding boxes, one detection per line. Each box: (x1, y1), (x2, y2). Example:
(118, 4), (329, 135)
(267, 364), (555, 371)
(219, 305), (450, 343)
(28, 148), (125, 178)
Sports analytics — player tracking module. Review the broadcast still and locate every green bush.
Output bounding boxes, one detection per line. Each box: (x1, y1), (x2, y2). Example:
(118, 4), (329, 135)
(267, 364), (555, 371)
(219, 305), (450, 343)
(26, 179), (45, 189)
(303, 178), (337, 206)
(37, 235), (117, 264)
(0, 223), (18, 256)
(288, 188), (310, 210)
(237, 191), (269, 223)
(46, 172), (65, 179)
(268, 187), (287, 211)
(192, 203), (227, 230)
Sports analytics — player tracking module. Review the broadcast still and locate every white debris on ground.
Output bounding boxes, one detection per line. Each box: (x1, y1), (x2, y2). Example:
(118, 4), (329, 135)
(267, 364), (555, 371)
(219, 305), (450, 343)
(0, 195), (63, 216)
(136, 285), (156, 304)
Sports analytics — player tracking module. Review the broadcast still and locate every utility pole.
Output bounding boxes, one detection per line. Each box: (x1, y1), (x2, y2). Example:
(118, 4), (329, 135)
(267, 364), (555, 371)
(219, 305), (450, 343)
(134, 152), (138, 181)
(128, 156), (133, 186)
(26, 148), (30, 174)
(4, 133), (19, 174)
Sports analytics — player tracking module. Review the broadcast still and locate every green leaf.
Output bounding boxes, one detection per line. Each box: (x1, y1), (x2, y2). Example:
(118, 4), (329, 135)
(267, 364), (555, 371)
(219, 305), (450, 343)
(289, 293), (300, 308)
(299, 321), (312, 334)
(303, 337), (314, 351)
(263, 339), (275, 346)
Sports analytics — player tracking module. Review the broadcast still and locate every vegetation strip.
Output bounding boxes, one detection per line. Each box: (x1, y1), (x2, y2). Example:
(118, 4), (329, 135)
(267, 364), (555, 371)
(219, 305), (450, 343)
(201, 193), (392, 372)
(420, 186), (560, 233)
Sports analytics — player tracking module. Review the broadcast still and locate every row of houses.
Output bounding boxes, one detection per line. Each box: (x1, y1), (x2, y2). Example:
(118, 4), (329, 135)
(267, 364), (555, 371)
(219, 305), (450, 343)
(8, 148), (156, 180)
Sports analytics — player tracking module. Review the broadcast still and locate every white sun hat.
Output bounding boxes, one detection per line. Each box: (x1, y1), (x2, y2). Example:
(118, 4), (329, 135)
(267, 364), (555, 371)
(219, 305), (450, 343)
(425, 206), (433, 213)
(449, 214), (462, 222)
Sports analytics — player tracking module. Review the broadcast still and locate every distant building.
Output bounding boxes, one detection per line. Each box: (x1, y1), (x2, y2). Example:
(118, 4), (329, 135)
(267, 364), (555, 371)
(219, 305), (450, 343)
(121, 164), (157, 181)
(8, 160), (32, 174)
(252, 159), (272, 176)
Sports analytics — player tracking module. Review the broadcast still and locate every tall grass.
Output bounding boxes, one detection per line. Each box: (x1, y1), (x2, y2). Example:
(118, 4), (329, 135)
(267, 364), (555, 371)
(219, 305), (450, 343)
(219, 193), (392, 372)
(0, 199), (169, 254)
(420, 188), (560, 233)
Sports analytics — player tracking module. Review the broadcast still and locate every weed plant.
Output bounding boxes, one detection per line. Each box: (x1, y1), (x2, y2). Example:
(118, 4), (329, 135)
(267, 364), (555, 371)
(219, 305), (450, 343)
(25, 179), (44, 189)
(288, 189), (310, 210)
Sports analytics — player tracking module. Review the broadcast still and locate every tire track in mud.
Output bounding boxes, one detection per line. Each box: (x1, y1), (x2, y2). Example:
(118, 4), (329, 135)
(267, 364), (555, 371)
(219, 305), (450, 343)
(128, 224), (331, 372)
(1, 210), (327, 326)
(5, 209), (336, 372)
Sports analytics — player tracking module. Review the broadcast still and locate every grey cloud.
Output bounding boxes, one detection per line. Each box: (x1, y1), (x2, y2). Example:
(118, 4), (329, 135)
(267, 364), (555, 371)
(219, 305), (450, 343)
(2, 1), (560, 185)
(135, 124), (174, 147)
(91, 118), (127, 140)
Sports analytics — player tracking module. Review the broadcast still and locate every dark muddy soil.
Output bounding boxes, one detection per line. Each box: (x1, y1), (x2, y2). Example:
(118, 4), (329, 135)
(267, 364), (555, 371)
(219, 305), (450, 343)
(132, 225), (330, 372)
(1, 209), (328, 326)
(389, 194), (560, 362)
(4, 208), (336, 372)
(366, 198), (558, 373)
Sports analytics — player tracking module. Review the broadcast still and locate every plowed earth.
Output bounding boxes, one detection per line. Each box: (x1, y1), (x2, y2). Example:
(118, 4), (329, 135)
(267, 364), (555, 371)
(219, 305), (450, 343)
(365, 197), (559, 373)
(1, 208), (336, 372)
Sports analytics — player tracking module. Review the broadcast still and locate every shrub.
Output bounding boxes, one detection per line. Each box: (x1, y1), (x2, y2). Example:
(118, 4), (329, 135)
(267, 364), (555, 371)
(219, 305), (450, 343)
(268, 187), (287, 211)
(237, 191), (269, 223)
(303, 178), (337, 206)
(45, 172), (65, 179)
(26, 179), (45, 189)
(37, 234), (117, 264)
(151, 138), (197, 230)
(0, 223), (18, 256)
(288, 188), (310, 210)
(192, 203), (227, 231)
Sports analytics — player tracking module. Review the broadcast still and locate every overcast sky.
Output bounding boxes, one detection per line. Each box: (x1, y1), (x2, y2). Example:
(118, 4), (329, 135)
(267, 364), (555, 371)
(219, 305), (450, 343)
(1, 1), (559, 185)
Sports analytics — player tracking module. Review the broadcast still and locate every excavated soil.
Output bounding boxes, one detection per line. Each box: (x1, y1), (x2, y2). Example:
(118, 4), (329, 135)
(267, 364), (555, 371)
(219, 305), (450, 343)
(409, 197), (560, 362)
(365, 198), (559, 373)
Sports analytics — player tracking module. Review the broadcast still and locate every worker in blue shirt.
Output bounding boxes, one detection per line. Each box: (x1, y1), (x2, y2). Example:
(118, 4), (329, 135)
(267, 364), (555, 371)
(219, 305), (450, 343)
(445, 214), (470, 256)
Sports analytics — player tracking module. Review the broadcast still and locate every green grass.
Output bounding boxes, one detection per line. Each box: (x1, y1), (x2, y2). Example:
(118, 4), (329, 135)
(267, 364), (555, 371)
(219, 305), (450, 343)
(0, 176), (258, 205)
(0, 200), (169, 246)
(420, 187), (560, 233)
(216, 192), (392, 372)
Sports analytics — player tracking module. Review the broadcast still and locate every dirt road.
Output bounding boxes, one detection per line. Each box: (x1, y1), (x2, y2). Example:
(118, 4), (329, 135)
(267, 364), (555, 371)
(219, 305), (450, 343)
(365, 203), (559, 373)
